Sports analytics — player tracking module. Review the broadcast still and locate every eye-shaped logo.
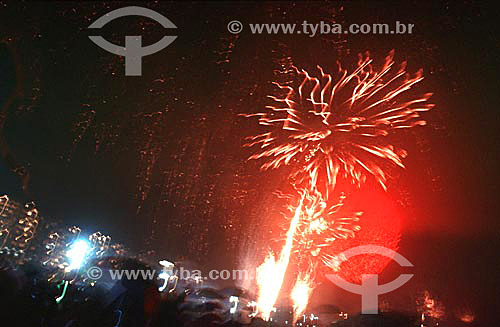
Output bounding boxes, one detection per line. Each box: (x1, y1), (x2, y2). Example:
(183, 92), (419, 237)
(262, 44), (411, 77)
(88, 6), (177, 76)
(326, 245), (413, 314)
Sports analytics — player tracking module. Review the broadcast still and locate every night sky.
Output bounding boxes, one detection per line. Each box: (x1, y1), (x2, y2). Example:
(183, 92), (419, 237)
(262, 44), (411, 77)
(0, 1), (499, 324)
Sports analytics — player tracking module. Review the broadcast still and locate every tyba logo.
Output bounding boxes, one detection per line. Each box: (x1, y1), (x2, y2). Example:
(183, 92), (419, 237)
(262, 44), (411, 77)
(88, 6), (177, 76)
(325, 245), (413, 314)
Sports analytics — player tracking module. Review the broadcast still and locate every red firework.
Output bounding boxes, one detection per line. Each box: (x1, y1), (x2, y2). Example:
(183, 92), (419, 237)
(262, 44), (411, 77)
(243, 50), (433, 193)
(246, 51), (432, 319)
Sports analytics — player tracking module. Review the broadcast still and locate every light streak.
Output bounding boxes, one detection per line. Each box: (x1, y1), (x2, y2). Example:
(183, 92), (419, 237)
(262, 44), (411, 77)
(158, 260), (176, 292)
(55, 280), (69, 304)
(0, 195), (9, 216)
(256, 195), (304, 320)
(229, 296), (239, 314)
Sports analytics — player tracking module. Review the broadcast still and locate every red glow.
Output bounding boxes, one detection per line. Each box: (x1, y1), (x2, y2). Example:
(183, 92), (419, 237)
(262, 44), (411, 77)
(322, 187), (402, 283)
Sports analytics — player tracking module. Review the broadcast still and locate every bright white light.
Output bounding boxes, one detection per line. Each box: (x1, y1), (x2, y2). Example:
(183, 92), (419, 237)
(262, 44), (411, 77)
(65, 239), (90, 272)
(247, 301), (258, 318)
(159, 260), (174, 269)
(158, 271), (171, 292)
(229, 296), (239, 314)
(158, 259), (175, 292)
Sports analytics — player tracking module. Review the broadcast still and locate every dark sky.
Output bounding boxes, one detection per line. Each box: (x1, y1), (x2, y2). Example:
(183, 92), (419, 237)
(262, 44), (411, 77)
(0, 1), (499, 324)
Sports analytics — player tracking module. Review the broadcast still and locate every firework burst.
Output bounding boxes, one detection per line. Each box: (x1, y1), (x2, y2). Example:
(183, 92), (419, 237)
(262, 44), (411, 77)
(277, 188), (362, 264)
(242, 50), (433, 192)
(245, 51), (432, 320)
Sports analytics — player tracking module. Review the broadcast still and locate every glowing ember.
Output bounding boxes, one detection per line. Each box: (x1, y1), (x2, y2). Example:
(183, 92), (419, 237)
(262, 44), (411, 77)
(417, 290), (446, 322)
(457, 308), (475, 323)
